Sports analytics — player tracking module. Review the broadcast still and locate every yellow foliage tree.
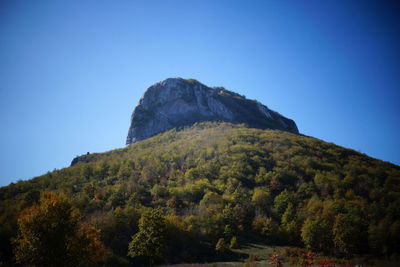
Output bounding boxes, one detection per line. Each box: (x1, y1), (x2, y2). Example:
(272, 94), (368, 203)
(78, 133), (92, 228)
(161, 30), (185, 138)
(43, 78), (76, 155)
(12, 191), (105, 267)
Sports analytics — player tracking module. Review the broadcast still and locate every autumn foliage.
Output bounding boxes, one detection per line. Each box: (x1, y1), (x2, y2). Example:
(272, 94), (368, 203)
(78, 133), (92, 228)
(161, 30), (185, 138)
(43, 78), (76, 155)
(0, 123), (399, 264)
(12, 191), (105, 267)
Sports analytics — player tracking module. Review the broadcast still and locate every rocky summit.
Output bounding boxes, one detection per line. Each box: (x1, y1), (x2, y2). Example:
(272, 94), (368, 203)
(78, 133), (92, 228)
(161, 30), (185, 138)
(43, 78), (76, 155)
(126, 78), (298, 144)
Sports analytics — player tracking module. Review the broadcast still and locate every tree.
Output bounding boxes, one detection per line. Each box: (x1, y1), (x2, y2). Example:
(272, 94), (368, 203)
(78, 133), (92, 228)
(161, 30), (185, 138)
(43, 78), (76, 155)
(12, 191), (105, 267)
(252, 187), (271, 210)
(333, 213), (365, 256)
(252, 217), (279, 244)
(301, 217), (333, 254)
(274, 189), (292, 215)
(128, 208), (167, 265)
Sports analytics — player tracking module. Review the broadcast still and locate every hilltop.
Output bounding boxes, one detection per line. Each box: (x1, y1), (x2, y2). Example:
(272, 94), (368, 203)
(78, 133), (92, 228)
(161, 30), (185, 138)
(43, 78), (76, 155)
(126, 78), (298, 144)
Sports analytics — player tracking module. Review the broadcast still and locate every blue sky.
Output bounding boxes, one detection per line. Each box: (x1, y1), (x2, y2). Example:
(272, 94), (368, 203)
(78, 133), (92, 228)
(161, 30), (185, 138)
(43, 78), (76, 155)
(0, 0), (399, 186)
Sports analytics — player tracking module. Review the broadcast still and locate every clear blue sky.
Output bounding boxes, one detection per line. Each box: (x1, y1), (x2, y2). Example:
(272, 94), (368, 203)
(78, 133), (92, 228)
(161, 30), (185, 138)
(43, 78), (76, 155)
(1, 0), (399, 186)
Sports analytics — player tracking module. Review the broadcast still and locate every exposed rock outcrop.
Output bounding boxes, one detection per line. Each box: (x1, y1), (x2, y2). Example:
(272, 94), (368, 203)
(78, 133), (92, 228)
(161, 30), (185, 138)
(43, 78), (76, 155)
(126, 78), (298, 144)
(70, 152), (91, 166)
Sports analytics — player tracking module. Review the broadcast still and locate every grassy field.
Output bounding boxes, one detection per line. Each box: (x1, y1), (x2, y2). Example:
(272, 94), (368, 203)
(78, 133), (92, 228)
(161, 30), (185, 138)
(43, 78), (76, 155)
(159, 242), (400, 267)
(160, 243), (293, 267)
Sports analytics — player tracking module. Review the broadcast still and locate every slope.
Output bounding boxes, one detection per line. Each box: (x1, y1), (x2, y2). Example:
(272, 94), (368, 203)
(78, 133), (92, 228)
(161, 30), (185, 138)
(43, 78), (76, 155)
(0, 122), (399, 265)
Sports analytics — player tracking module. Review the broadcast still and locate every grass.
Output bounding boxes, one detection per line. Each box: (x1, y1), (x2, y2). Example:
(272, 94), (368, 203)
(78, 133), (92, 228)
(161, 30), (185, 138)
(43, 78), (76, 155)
(159, 242), (400, 266)
(159, 243), (293, 267)
(231, 242), (280, 259)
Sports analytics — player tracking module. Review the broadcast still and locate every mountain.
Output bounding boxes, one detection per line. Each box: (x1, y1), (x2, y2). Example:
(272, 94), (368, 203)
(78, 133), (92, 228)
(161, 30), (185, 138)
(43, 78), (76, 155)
(1, 122), (399, 266)
(126, 78), (298, 144)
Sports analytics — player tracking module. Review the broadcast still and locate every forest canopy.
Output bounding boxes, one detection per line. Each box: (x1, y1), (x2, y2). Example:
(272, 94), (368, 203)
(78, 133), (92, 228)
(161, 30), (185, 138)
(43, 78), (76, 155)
(0, 122), (399, 265)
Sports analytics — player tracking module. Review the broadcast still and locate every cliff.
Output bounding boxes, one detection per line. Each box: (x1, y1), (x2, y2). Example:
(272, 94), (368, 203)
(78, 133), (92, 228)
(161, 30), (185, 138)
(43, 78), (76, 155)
(126, 78), (298, 144)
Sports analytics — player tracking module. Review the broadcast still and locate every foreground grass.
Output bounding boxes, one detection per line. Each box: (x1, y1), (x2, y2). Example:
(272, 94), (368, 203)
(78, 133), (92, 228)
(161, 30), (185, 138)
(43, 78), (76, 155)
(160, 243), (400, 267)
(160, 243), (290, 266)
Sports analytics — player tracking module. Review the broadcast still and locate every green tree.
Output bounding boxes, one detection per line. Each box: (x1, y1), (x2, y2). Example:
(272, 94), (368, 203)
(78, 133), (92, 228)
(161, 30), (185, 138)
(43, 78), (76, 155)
(274, 189), (292, 215)
(333, 213), (364, 256)
(252, 187), (271, 210)
(12, 191), (105, 267)
(301, 217), (333, 254)
(252, 217), (279, 244)
(80, 164), (93, 181)
(94, 160), (110, 178)
(117, 160), (133, 179)
(128, 208), (167, 265)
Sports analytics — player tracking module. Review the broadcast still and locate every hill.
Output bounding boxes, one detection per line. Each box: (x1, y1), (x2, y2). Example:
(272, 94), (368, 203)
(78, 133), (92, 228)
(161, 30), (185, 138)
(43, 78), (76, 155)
(1, 122), (399, 265)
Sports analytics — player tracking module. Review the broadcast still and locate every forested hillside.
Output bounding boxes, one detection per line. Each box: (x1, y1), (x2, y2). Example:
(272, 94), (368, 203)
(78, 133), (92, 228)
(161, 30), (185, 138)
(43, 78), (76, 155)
(1, 122), (399, 266)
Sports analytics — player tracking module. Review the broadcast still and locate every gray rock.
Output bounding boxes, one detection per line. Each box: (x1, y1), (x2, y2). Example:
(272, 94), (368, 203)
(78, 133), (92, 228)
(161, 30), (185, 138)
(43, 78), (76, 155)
(70, 152), (91, 166)
(126, 78), (299, 144)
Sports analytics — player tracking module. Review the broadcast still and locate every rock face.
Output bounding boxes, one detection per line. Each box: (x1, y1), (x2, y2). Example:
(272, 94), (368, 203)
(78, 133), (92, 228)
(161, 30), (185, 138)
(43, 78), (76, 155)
(71, 152), (92, 166)
(126, 78), (299, 144)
